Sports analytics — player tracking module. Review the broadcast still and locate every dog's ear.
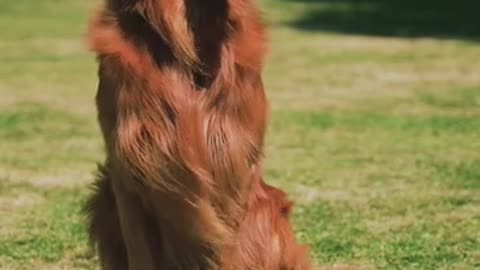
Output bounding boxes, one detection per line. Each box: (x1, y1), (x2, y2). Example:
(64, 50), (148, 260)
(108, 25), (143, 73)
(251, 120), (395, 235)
(133, 0), (198, 66)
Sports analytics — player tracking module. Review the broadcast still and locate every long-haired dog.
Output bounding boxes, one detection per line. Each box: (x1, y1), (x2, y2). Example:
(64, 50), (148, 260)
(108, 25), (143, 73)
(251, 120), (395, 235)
(84, 0), (312, 269)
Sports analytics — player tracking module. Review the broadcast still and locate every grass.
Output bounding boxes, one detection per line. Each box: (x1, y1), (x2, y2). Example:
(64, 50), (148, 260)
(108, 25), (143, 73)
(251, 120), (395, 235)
(0, 0), (479, 269)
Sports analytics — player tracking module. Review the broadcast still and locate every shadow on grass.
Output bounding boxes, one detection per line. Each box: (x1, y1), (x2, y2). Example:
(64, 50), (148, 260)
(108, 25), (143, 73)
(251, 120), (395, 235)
(284, 0), (480, 40)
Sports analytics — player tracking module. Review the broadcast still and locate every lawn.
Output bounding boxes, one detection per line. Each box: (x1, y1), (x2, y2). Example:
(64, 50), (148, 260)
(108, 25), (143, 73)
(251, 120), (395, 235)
(0, 0), (479, 269)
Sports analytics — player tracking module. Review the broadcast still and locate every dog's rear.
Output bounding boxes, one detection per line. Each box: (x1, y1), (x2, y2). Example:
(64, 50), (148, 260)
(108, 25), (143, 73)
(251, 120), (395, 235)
(85, 1), (311, 269)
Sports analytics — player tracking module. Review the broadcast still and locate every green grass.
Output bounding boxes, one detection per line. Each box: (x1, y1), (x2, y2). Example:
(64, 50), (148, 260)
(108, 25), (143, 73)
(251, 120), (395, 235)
(0, 0), (479, 269)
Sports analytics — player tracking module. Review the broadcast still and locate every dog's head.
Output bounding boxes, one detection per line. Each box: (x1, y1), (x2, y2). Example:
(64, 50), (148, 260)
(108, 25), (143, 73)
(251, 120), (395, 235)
(106, 0), (232, 67)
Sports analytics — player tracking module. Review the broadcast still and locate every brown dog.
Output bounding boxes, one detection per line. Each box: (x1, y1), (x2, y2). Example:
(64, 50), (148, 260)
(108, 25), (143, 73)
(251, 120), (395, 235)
(84, 0), (312, 269)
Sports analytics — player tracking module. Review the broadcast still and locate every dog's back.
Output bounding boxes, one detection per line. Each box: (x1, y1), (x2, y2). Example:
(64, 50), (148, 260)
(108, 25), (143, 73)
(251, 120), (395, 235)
(85, 1), (310, 269)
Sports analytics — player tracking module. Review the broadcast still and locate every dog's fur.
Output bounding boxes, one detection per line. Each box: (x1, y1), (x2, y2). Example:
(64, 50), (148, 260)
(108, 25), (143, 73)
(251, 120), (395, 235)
(84, 0), (312, 269)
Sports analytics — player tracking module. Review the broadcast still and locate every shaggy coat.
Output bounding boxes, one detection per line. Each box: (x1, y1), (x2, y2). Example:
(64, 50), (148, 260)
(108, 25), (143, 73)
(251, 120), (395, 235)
(84, 0), (312, 269)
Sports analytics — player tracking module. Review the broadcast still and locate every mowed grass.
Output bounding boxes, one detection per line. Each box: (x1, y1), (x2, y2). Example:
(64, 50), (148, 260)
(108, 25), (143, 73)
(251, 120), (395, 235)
(0, 0), (479, 269)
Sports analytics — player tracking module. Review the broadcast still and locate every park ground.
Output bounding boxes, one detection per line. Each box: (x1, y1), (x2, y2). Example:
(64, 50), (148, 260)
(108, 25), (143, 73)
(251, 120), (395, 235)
(0, 0), (479, 269)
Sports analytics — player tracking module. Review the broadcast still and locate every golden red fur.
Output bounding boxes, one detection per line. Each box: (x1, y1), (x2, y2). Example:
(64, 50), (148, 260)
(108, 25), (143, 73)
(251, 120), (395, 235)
(84, 0), (312, 269)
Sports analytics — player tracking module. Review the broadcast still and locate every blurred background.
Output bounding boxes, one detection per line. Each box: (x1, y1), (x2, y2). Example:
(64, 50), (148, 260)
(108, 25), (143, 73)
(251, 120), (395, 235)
(0, 1), (479, 269)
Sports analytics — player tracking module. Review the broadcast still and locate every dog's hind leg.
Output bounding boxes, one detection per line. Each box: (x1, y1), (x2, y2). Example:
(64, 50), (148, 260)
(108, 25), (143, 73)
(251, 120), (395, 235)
(85, 166), (128, 270)
(109, 169), (158, 270)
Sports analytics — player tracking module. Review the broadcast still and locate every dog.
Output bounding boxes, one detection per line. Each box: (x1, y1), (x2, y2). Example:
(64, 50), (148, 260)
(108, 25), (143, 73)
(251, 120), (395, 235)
(84, 0), (312, 269)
